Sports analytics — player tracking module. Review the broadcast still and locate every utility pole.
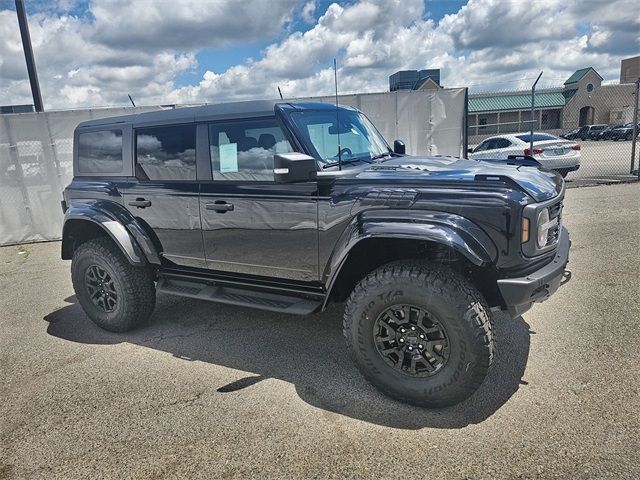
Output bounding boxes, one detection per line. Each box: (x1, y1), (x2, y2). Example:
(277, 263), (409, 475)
(530, 71), (543, 154)
(15, 0), (44, 112)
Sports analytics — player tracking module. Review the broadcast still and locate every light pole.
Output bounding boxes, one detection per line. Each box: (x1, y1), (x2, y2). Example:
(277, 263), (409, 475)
(15, 0), (44, 112)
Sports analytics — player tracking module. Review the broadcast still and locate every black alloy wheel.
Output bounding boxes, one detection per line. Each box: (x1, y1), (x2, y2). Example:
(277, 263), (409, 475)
(373, 304), (449, 377)
(84, 264), (118, 312)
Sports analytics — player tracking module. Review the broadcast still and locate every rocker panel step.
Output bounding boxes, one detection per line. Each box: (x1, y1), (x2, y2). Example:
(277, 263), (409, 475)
(156, 278), (322, 315)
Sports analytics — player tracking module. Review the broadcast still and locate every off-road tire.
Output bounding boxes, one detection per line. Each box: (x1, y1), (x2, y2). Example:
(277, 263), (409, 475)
(343, 261), (495, 408)
(71, 237), (156, 332)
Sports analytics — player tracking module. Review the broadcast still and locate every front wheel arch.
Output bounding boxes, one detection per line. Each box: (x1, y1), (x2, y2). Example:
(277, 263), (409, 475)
(323, 236), (502, 309)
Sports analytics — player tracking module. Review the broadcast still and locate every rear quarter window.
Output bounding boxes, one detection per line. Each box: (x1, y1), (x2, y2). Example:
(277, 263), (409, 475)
(77, 129), (123, 174)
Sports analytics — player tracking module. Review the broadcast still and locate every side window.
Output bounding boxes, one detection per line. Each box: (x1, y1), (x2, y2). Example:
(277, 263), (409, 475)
(136, 124), (196, 181)
(78, 129), (123, 174)
(494, 138), (511, 149)
(208, 118), (293, 181)
(474, 140), (489, 152)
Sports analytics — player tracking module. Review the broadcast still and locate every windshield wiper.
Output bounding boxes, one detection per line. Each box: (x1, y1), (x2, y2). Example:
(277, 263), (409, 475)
(321, 157), (372, 169)
(371, 152), (394, 161)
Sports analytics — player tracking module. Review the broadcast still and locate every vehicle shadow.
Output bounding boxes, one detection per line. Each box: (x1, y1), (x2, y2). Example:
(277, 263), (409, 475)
(45, 294), (533, 430)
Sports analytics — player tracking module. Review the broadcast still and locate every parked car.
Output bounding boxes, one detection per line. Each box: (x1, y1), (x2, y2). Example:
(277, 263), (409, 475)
(468, 132), (580, 177)
(587, 124), (611, 140)
(577, 124), (607, 140)
(609, 123), (640, 141)
(561, 128), (581, 140)
(61, 101), (571, 408)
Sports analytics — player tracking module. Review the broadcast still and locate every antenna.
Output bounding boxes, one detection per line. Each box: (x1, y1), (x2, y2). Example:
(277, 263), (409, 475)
(334, 58), (341, 171)
(277, 86), (283, 100)
(127, 94), (136, 107)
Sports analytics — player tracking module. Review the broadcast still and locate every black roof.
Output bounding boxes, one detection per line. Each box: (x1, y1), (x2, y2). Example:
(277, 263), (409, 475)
(76, 100), (356, 129)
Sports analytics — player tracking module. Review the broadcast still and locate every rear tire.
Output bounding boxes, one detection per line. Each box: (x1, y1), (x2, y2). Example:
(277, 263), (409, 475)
(343, 262), (495, 408)
(71, 238), (156, 332)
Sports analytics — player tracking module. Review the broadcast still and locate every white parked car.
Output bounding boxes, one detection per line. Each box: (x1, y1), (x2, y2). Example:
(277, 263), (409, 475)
(469, 133), (580, 178)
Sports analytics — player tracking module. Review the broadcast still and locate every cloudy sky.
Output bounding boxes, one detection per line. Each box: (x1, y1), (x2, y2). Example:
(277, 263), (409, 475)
(0, 0), (638, 109)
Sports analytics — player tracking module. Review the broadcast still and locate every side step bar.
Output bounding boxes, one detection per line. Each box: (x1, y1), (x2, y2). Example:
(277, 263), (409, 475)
(156, 277), (323, 315)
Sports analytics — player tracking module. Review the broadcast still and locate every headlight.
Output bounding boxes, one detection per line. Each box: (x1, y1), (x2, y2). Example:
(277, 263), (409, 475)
(536, 208), (550, 248)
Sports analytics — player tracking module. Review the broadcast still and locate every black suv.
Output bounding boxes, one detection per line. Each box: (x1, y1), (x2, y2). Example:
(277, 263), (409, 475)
(61, 101), (571, 407)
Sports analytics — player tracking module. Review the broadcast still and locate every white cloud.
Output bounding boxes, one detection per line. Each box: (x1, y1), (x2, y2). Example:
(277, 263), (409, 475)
(0, 0), (638, 109)
(301, 1), (316, 23)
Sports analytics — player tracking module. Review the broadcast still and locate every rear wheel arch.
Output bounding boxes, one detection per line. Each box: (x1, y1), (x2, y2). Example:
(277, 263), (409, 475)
(62, 216), (147, 266)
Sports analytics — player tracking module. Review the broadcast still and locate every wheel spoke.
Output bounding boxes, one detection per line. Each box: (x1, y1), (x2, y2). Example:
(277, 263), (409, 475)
(409, 306), (420, 324)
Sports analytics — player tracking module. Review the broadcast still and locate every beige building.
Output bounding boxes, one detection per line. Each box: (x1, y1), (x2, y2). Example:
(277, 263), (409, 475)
(620, 55), (640, 84)
(467, 56), (639, 141)
(561, 66), (636, 128)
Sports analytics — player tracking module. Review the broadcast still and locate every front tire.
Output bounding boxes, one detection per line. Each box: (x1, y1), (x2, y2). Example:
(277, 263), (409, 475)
(343, 262), (495, 408)
(72, 238), (156, 332)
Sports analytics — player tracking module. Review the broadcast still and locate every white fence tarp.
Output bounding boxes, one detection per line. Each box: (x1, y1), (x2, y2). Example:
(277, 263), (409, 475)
(0, 89), (465, 245)
(0, 106), (160, 245)
(301, 88), (466, 157)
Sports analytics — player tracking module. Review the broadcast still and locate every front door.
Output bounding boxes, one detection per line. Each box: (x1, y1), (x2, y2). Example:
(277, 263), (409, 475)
(124, 123), (205, 268)
(199, 117), (318, 282)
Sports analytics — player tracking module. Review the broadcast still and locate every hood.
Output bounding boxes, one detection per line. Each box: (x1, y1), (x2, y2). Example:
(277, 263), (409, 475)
(349, 155), (562, 202)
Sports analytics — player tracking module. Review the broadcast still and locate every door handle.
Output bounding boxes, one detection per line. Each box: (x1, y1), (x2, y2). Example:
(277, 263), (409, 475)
(128, 198), (152, 208)
(206, 201), (234, 213)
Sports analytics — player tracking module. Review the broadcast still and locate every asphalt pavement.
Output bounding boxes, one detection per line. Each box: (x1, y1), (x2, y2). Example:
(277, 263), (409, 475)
(1, 183), (639, 479)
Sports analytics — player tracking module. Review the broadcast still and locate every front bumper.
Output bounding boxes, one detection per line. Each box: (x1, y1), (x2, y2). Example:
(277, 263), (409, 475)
(497, 226), (571, 318)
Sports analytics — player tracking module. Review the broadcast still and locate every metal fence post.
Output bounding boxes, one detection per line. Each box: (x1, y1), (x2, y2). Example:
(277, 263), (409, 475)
(530, 71), (543, 153)
(463, 87), (469, 158)
(630, 78), (639, 177)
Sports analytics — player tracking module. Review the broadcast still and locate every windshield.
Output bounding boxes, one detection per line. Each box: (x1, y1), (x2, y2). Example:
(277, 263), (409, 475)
(289, 109), (391, 164)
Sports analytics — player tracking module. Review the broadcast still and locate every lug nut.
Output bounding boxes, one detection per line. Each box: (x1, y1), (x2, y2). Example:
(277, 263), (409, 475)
(418, 344), (424, 349)
(408, 346), (413, 351)
(400, 328), (405, 333)
(411, 326), (416, 331)
(399, 338), (404, 343)
(419, 334), (425, 339)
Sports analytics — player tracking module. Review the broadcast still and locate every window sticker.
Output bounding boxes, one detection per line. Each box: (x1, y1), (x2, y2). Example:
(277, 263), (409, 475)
(219, 142), (238, 173)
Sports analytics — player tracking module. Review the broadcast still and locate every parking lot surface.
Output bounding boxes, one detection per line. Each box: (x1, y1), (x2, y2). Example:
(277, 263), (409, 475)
(568, 140), (638, 183)
(1, 183), (639, 479)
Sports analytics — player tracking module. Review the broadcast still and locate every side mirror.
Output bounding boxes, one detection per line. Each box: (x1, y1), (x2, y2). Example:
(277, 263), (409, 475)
(467, 147), (474, 154)
(273, 153), (317, 183)
(393, 140), (406, 154)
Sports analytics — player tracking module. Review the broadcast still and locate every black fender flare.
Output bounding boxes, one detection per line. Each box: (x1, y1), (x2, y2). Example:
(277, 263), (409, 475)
(61, 200), (161, 266)
(322, 209), (498, 308)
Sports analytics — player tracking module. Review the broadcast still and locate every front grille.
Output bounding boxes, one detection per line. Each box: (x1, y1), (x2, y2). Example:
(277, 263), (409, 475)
(544, 200), (563, 247)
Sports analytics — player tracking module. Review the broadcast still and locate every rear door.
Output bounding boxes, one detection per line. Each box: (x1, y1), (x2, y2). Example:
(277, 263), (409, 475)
(199, 116), (319, 282)
(123, 123), (205, 268)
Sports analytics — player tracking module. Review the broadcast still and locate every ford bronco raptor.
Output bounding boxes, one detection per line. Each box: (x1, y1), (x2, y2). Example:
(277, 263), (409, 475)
(61, 100), (571, 407)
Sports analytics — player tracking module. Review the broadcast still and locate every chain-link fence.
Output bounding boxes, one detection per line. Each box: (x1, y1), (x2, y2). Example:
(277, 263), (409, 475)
(467, 79), (640, 183)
